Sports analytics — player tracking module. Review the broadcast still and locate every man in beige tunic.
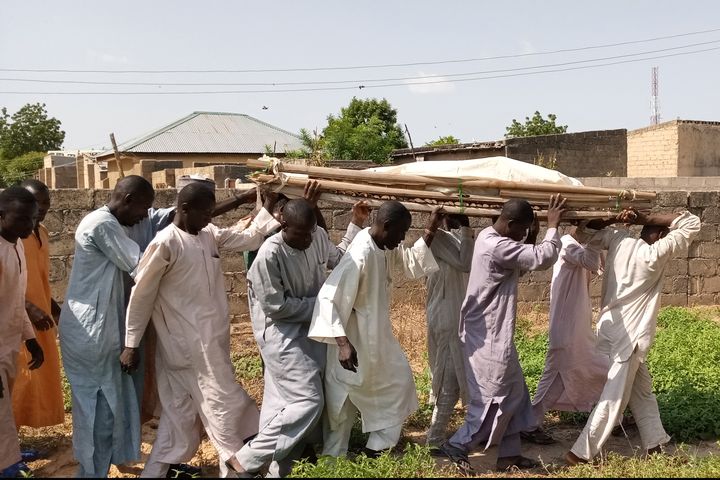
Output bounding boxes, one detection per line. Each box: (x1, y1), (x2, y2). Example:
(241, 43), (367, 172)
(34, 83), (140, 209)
(566, 209), (700, 465)
(308, 201), (444, 457)
(121, 183), (280, 477)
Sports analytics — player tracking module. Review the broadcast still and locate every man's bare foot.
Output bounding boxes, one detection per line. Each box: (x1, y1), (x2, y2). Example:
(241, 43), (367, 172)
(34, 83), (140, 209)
(565, 451), (588, 466)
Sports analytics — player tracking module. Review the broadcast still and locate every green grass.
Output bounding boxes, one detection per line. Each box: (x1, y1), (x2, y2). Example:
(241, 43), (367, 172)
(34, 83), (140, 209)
(516, 307), (720, 442)
(648, 308), (720, 441)
(557, 448), (720, 478)
(406, 367), (433, 429)
(230, 353), (264, 382)
(289, 443), (442, 478)
(60, 368), (72, 412)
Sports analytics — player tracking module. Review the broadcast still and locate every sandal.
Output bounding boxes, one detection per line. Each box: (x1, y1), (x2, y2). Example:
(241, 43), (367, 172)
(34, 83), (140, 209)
(497, 455), (540, 471)
(437, 443), (475, 475)
(520, 428), (556, 445)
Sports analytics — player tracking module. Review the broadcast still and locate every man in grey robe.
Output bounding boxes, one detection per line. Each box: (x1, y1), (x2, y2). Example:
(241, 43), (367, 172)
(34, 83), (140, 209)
(226, 198), (369, 477)
(440, 196), (566, 473)
(425, 214), (474, 448)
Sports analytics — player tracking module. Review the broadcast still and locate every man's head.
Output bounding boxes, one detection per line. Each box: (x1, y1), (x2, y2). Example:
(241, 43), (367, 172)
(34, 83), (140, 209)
(445, 213), (469, 231)
(272, 194), (290, 223)
(281, 199), (317, 250)
(176, 182), (216, 234)
(371, 201), (412, 250)
(20, 179), (50, 224)
(108, 175), (155, 226)
(494, 199), (535, 242)
(0, 186), (38, 242)
(640, 224), (670, 245)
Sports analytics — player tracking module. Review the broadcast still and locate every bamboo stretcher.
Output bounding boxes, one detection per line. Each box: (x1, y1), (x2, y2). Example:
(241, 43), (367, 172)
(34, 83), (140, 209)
(242, 158), (656, 220)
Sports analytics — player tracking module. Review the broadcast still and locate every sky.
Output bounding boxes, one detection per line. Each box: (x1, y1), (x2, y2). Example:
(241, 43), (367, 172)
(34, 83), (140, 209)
(1, 1), (719, 151)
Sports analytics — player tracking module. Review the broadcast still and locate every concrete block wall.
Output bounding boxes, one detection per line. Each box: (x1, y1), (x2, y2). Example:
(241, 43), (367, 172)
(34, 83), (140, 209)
(627, 121), (680, 177)
(678, 122), (720, 177)
(505, 129), (628, 177)
(45, 187), (720, 330)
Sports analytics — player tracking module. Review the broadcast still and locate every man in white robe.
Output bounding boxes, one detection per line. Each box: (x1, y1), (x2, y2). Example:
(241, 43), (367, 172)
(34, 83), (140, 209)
(59, 176), (155, 478)
(424, 214), (474, 448)
(308, 201), (444, 457)
(523, 228), (610, 443)
(566, 209), (700, 465)
(226, 198), (369, 477)
(121, 183), (281, 478)
(440, 196), (566, 473)
(0, 187), (43, 477)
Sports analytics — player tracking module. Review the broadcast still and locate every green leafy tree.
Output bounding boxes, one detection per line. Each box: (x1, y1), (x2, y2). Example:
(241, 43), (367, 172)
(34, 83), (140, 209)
(0, 151), (45, 186)
(284, 128), (328, 166)
(321, 97), (407, 164)
(505, 111), (568, 138)
(424, 135), (461, 147)
(0, 103), (65, 159)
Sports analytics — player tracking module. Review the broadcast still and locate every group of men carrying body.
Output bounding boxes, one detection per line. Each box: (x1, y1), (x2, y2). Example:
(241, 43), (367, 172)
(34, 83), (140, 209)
(0, 172), (699, 477)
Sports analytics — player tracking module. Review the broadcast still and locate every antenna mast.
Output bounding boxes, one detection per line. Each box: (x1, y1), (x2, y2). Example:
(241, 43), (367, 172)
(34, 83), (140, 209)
(650, 66), (660, 125)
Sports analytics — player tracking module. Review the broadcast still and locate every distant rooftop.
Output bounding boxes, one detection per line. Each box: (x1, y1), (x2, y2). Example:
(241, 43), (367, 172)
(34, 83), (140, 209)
(96, 111), (303, 157)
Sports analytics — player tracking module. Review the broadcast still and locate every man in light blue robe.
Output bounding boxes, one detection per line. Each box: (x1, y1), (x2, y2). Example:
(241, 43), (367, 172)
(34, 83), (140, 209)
(59, 176), (157, 477)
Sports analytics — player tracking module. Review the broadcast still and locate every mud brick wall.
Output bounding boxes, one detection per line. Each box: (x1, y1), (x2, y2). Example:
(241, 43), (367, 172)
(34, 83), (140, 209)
(45, 188), (719, 332)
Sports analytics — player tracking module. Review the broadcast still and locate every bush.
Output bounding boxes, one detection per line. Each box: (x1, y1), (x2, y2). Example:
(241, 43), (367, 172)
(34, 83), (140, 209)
(289, 443), (441, 478)
(516, 307), (720, 442)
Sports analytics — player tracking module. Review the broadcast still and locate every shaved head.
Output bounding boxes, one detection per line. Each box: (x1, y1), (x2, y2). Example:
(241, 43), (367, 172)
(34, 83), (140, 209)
(20, 179), (49, 194)
(0, 186), (37, 211)
(0, 186), (38, 241)
(282, 199), (316, 228)
(108, 175), (155, 226)
(499, 199), (534, 224)
(281, 199), (317, 250)
(113, 175), (154, 198)
(177, 181), (216, 207)
(375, 200), (411, 226)
(20, 179), (50, 223)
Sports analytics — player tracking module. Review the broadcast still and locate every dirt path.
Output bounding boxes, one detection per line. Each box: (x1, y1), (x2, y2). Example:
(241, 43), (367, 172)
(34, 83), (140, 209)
(20, 414), (720, 478)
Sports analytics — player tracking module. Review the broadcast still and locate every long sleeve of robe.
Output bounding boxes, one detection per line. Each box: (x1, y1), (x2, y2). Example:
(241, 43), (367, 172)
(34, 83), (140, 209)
(308, 228), (439, 433)
(426, 227), (474, 405)
(532, 235), (609, 413)
(13, 225), (65, 428)
(0, 236), (32, 471)
(587, 211), (700, 362)
(123, 210), (278, 464)
(240, 222), (361, 469)
(453, 226), (560, 448)
(58, 206), (142, 473)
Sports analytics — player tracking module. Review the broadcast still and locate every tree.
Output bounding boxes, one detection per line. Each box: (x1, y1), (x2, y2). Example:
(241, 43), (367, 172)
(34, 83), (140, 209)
(0, 103), (65, 159)
(0, 151), (45, 186)
(321, 97), (407, 164)
(284, 128), (328, 166)
(505, 111), (567, 138)
(425, 135), (461, 147)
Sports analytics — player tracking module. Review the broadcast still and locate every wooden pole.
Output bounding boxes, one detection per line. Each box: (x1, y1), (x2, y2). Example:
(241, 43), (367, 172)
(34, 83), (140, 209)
(404, 124), (418, 162)
(110, 133), (125, 179)
(276, 186), (618, 220)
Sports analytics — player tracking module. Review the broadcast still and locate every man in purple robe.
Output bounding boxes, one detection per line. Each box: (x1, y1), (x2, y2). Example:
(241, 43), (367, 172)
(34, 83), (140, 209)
(439, 195), (565, 472)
